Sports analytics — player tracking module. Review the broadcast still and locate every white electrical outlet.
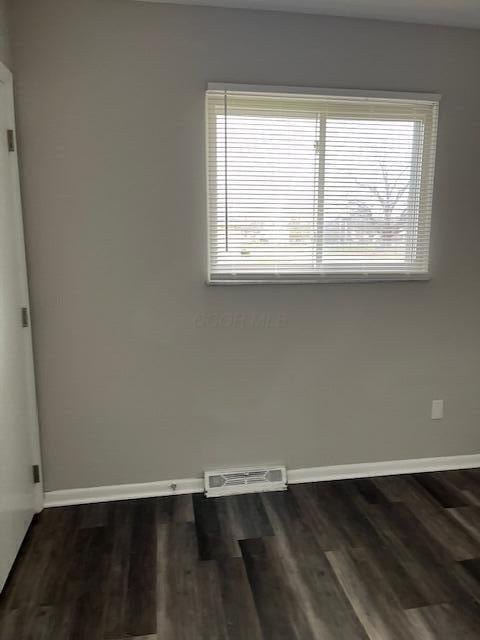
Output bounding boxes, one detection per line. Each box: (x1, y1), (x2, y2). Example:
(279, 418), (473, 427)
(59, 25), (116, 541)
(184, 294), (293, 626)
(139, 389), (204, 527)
(431, 399), (444, 420)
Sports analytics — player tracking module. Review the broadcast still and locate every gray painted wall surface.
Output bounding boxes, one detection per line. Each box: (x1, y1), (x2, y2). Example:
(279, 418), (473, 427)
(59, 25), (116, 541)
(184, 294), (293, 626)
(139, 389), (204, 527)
(9, 0), (480, 491)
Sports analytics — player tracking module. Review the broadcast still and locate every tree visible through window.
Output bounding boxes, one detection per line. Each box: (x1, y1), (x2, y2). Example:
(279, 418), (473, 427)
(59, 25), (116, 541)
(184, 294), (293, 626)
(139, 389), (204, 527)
(207, 87), (439, 283)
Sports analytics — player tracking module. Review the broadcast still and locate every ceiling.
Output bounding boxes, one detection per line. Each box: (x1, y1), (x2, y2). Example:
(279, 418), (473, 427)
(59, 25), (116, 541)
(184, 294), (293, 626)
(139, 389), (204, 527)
(136, 0), (480, 29)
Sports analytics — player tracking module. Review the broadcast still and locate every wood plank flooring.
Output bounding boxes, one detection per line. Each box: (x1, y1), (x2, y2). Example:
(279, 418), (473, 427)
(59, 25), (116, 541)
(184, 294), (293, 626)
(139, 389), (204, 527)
(1, 469), (480, 639)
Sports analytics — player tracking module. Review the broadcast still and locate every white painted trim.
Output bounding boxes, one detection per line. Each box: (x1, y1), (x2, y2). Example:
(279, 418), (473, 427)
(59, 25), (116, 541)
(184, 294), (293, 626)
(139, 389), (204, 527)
(207, 82), (441, 103)
(0, 61), (12, 84)
(44, 477), (204, 507)
(207, 273), (431, 285)
(288, 453), (480, 484)
(0, 62), (44, 514)
(43, 453), (480, 507)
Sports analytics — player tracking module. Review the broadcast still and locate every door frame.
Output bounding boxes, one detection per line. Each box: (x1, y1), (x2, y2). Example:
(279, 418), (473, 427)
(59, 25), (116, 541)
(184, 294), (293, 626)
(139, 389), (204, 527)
(0, 61), (43, 512)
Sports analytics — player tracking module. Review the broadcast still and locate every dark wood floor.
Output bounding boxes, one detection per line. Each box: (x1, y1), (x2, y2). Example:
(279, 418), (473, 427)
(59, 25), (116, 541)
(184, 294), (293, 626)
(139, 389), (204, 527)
(1, 469), (480, 639)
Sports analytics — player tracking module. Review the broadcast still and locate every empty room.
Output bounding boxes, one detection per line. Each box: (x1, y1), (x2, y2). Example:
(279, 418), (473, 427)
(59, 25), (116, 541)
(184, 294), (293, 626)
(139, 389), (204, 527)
(1, 0), (480, 637)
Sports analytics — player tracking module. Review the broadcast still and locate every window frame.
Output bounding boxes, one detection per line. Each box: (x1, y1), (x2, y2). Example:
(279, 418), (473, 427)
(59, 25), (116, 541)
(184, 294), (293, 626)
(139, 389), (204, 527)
(206, 84), (440, 285)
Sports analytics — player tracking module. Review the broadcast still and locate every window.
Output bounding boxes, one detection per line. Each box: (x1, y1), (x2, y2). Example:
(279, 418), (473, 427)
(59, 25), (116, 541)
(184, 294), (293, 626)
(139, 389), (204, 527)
(206, 84), (439, 284)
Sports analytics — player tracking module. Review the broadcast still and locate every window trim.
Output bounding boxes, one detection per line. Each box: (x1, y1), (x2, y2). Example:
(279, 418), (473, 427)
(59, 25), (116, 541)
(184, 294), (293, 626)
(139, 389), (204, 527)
(207, 83), (441, 105)
(206, 83), (440, 285)
(207, 273), (432, 286)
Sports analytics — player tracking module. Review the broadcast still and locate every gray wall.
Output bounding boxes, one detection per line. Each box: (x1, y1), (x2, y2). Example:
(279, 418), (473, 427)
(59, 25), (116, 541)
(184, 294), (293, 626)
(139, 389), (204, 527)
(10, 0), (480, 491)
(0, 0), (11, 68)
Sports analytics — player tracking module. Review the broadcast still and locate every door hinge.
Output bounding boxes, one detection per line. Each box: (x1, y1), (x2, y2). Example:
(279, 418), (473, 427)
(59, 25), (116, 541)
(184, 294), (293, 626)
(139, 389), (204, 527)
(32, 465), (41, 484)
(21, 307), (29, 327)
(7, 129), (15, 152)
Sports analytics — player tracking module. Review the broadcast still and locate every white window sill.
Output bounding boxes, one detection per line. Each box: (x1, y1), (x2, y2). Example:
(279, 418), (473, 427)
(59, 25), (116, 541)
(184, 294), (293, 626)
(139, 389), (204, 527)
(207, 273), (431, 285)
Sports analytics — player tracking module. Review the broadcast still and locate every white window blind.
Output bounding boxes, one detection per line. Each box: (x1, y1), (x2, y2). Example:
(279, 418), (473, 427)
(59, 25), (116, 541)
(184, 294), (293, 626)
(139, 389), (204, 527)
(206, 84), (439, 284)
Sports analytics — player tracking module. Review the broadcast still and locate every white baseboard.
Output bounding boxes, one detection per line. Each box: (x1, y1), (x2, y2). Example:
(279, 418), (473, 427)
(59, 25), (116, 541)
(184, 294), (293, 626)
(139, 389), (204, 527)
(288, 453), (480, 485)
(44, 477), (204, 508)
(44, 453), (480, 508)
